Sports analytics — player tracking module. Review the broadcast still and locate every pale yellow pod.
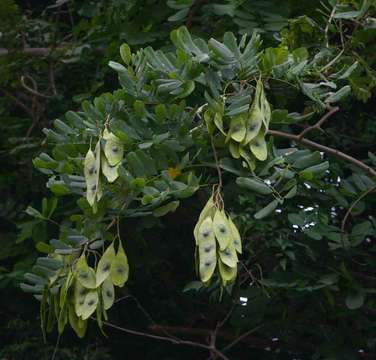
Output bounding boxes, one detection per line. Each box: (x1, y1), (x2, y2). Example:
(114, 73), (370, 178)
(103, 129), (123, 166)
(218, 258), (237, 285)
(75, 255), (97, 289)
(193, 196), (215, 245)
(102, 156), (120, 183)
(96, 242), (115, 286)
(213, 210), (232, 251)
(243, 105), (263, 145)
(101, 277), (115, 310)
(84, 149), (97, 206)
(80, 290), (98, 320)
(229, 114), (246, 143)
(249, 132), (267, 161)
(197, 217), (217, 282)
(218, 245), (238, 268)
(110, 242), (129, 287)
(228, 216), (242, 254)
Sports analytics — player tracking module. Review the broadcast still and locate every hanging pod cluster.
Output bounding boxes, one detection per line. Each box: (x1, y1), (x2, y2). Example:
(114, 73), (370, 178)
(227, 79), (271, 169)
(84, 128), (124, 211)
(27, 240), (130, 338)
(72, 241), (129, 335)
(193, 195), (242, 286)
(205, 79), (271, 170)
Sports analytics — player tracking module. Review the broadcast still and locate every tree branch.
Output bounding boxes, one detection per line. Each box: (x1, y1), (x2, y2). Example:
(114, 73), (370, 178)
(267, 130), (376, 177)
(298, 106), (339, 140)
(0, 47), (65, 57)
(101, 320), (230, 360)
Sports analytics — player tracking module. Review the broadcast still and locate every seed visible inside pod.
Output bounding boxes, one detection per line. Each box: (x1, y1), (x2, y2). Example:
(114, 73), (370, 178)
(203, 231), (210, 238)
(91, 184), (96, 191)
(88, 166), (95, 175)
(204, 245), (212, 253)
(79, 271), (88, 279)
(219, 225), (227, 234)
(225, 248), (231, 256)
(102, 263), (111, 272)
(249, 124), (257, 131)
(205, 261), (212, 267)
(112, 146), (118, 153)
(106, 290), (112, 298)
(87, 300), (95, 306)
(253, 141), (260, 147)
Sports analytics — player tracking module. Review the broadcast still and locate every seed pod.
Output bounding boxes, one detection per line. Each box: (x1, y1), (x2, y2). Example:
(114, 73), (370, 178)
(197, 217), (217, 282)
(218, 245), (238, 268)
(102, 156), (120, 183)
(228, 217), (242, 254)
(229, 114), (246, 142)
(110, 242), (129, 287)
(84, 149), (97, 206)
(243, 105), (263, 144)
(74, 280), (87, 317)
(101, 277), (115, 310)
(239, 146), (256, 170)
(213, 210), (232, 251)
(103, 129), (123, 166)
(68, 303), (87, 338)
(96, 242), (115, 286)
(250, 133), (267, 161)
(80, 290), (98, 320)
(75, 255), (96, 289)
(229, 141), (240, 159)
(218, 258), (237, 285)
(193, 196), (215, 245)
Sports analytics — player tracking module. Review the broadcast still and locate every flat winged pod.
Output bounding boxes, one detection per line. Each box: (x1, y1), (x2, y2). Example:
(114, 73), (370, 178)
(103, 128), (123, 166)
(193, 196), (215, 244)
(229, 114), (246, 143)
(68, 303), (87, 338)
(243, 105), (263, 144)
(80, 290), (98, 320)
(96, 242), (115, 286)
(102, 156), (120, 183)
(228, 217), (242, 254)
(84, 148), (97, 206)
(213, 210), (232, 250)
(110, 242), (129, 287)
(101, 277), (115, 310)
(74, 280), (87, 317)
(218, 245), (238, 268)
(250, 133), (267, 161)
(75, 255), (96, 289)
(218, 259), (237, 285)
(229, 141), (240, 159)
(197, 217), (217, 282)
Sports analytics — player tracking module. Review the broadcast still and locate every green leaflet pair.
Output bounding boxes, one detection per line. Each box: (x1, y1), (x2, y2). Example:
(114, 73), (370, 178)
(84, 128), (124, 211)
(193, 195), (242, 286)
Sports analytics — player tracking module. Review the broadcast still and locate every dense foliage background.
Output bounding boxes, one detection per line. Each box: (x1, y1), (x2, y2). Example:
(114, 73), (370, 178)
(0, 1), (375, 359)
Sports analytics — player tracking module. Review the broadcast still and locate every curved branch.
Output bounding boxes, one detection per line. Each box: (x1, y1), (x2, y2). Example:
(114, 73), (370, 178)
(267, 130), (376, 177)
(298, 106), (339, 140)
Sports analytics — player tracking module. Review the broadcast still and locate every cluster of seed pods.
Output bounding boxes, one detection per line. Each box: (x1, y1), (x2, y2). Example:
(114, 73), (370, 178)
(72, 241), (129, 336)
(194, 195), (242, 286)
(227, 79), (271, 169)
(84, 128), (124, 210)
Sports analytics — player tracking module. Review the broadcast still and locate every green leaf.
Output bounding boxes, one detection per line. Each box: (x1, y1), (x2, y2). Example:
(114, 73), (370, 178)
(254, 199), (279, 219)
(153, 201), (180, 217)
(236, 177), (272, 195)
(345, 289), (365, 310)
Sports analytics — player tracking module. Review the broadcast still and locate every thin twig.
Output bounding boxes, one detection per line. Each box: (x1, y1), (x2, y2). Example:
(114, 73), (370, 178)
(221, 324), (264, 353)
(267, 130), (376, 177)
(0, 88), (33, 115)
(298, 106), (339, 140)
(21, 75), (54, 99)
(340, 185), (376, 236)
(101, 320), (230, 360)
